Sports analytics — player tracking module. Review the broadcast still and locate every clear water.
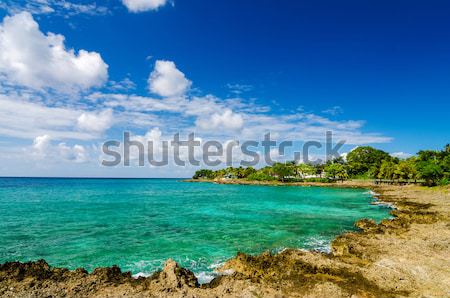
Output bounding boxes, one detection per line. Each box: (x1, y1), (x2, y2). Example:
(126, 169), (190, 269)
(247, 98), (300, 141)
(0, 178), (390, 282)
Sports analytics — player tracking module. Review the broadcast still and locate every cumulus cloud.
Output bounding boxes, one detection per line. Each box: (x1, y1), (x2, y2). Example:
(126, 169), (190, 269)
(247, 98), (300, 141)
(0, 94), (111, 140)
(58, 143), (88, 163)
(122, 0), (168, 12)
(0, 12), (108, 92)
(32, 135), (89, 163)
(32, 134), (52, 157)
(148, 60), (192, 97)
(77, 110), (113, 134)
(196, 109), (244, 132)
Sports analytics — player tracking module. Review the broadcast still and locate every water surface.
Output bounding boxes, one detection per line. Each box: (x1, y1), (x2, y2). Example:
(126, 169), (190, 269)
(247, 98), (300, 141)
(0, 178), (390, 282)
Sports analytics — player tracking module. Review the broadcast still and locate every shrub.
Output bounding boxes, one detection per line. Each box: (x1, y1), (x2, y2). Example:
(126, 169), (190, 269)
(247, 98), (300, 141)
(193, 169), (215, 179)
(247, 172), (276, 181)
(304, 178), (330, 183)
(283, 177), (303, 183)
(438, 178), (449, 186)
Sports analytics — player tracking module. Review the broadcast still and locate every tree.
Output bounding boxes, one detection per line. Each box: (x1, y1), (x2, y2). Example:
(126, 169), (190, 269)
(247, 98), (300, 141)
(243, 167), (257, 178)
(438, 146), (450, 179)
(214, 168), (226, 178)
(247, 170), (276, 181)
(378, 160), (397, 180)
(394, 158), (417, 180)
(346, 146), (391, 177)
(414, 145), (449, 185)
(235, 167), (246, 179)
(326, 156), (346, 165)
(296, 163), (315, 178)
(441, 155), (450, 179)
(324, 163), (348, 181)
(193, 169), (215, 179)
(312, 163), (325, 177)
(272, 163), (295, 182)
(260, 166), (274, 176)
(416, 161), (443, 186)
(417, 150), (440, 162)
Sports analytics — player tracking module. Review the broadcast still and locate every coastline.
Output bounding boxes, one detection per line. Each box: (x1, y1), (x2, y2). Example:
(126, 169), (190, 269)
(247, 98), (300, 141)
(183, 178), (381, 190)
(1, 182), (449, 297)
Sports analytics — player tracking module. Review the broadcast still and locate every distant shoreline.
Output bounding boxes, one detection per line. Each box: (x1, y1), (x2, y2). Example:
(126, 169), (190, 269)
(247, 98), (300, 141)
(184, 177), (374, 189)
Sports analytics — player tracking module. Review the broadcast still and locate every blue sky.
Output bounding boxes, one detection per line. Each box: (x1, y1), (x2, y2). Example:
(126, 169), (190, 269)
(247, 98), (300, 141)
(0, 0), (449, 177)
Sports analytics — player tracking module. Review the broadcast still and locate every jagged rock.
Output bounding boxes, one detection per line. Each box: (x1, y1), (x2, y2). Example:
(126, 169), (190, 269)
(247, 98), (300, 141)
(158, 259), (199, 289)
(92, 265), (131, 283)
(355, 219), (382, 233)
(0, 259), (52, 281)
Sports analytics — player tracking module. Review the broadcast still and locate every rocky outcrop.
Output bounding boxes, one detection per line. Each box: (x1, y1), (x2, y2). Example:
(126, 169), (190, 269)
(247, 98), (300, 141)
(0, 258), (200, 297)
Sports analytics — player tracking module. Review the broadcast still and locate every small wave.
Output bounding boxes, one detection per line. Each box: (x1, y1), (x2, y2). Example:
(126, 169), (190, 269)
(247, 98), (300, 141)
(303, 236), (332, 253)
(195, 259), (235, 284)
(208, 260), (226, 270)
(195, 271), (217, 284)
(129, 257), (228, 284)
(371, 201), (395, 209)
(132, 272), (151, 279)
(364, 190), (380, 196)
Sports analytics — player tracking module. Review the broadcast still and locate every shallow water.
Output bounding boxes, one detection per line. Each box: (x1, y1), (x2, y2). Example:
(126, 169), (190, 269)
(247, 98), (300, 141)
(0, 178), (390, 282)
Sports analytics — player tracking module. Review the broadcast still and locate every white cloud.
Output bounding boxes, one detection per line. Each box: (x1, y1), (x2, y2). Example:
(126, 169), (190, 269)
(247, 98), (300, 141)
(0, 12), (108, 92)
(32, 134), (52, 157)
(32, 135), (89, 163)
(390, 152), (413, 159)
(148, 60), (192, 97)
(77, 110), (113, 134)
(108, 77), (136, 91)
(87, 89), (391, 144)
(55, 1), (110, 16)
(122, 0), (168, 12)
(0, 0), (110, 16)
(196, 109), (244, 132)
(0, 94), (110, 140)
(227, 83), (253, 95)
(322, 106), (343, 116)
(58, 143), (88, 163)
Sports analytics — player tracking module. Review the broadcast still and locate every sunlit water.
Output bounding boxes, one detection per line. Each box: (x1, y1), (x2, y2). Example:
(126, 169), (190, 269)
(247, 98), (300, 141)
(0, 178), (390, 283)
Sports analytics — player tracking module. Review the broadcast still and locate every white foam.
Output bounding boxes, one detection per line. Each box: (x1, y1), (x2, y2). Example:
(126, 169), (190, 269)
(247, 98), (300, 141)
(208, 260), (225, 270)
(132, 272), (150, 279)
(365, 190), (380, 196)
(304, 236), (332, 253)
(372, 201), (395, 209)
(195, 271), (216, 284)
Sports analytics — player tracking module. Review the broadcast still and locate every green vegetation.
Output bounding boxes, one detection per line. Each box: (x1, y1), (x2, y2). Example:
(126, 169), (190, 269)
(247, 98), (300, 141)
(346, 146), (392, 177)
(324, 163), (348, 181)
(192, 144), (450, 186)
(192, 169), (216, 179)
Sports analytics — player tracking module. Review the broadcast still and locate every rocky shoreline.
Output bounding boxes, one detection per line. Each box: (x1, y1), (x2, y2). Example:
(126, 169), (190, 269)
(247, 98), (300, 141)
(1, 182), (449, 297)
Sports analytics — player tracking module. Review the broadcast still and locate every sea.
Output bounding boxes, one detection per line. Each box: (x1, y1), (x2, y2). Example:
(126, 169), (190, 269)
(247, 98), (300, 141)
(0, 178), (391, 283)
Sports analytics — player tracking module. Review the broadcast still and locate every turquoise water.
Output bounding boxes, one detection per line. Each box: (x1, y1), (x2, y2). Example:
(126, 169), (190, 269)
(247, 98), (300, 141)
(0, 178), (390, 282)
